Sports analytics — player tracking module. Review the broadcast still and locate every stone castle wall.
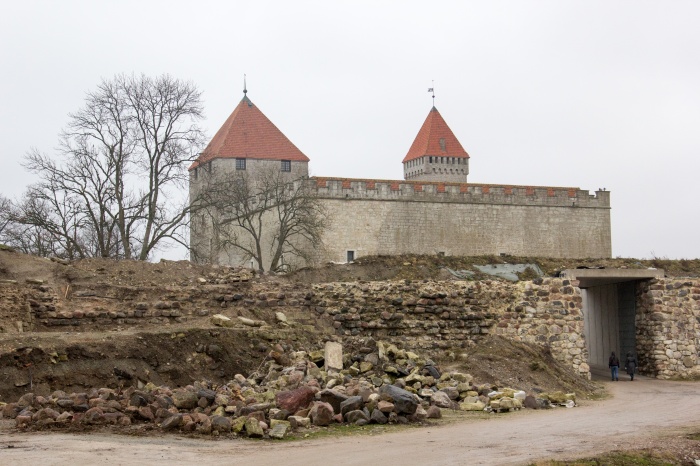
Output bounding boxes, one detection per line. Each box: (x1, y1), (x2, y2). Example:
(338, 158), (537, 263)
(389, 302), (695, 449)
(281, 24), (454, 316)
(636, 278), (700, 379)
(310, 277), (591, 377)
(312, 178), (611, 264)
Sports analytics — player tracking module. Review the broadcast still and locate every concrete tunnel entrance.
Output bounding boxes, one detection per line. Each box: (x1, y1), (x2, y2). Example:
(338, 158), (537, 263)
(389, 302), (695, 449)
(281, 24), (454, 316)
(560, 268), (665, 377)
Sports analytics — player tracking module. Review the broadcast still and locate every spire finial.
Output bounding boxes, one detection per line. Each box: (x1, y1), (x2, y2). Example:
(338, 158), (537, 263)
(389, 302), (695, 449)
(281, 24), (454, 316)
(427, 80), (435, 107)
(243, 74), (247, 95)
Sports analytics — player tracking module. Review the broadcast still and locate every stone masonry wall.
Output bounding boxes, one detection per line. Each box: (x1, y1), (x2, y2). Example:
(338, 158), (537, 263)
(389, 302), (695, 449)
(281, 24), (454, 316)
(190, 173), (611, 269)
(308, 277), (590, 378)
(636, 278), (700, 379)
(0, 280), (35, 333)
(311, 178), (611, 265)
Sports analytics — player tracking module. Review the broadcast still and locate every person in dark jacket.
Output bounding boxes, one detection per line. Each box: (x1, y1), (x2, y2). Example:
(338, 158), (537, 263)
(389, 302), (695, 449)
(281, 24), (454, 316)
(608, 351), (620, 381)
(625, 352), (638, 381)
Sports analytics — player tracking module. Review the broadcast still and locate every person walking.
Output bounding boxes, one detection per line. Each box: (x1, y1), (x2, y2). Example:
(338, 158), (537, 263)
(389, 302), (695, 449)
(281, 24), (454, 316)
(625, 352), (638, 381)
(608, 351), (620, 381)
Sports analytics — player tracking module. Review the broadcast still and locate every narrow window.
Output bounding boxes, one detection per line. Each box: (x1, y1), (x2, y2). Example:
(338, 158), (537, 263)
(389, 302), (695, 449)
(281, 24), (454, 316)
(429, 156), (433, 163)
(235, 158), (246, 170)
(281, 160), (291, 172)
(193, 167), (198, 180)
(346, 250), (355, 262)
(439, 138), (446, 151)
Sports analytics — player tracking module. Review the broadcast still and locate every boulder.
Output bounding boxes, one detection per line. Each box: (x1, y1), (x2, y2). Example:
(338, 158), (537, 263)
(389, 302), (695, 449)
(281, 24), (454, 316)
(269, 420), (291, 439)
(426, 405), (442, 419)
(288, 415), (311, 428)
(460, 400), (486, 411)
(161, 414), (183, 430)
(318, 389), (349, 414)
(431, 391), (452, 408)
(211, 415), (232, 433)
(370, 408), (388, 424)
(324, 341), (343, 372)
(244, 417), (264, 438)
(230, 416), (248, 433)
(238, 316), (263, 327)
(172, 390), (198, 410)
(441, 387), (460, 400)
(409, 405), (428, 422)
(275, 386), (315, 413)
(339, 396), (364, 416)
(309, 401), (334, 426)
(377, 400), (395, 413)
(423, 365), (441, 379)
(345, 409), (370, 424)
(523, 395), (539, 409)
(211, 314), (233, 328)
(378, 385), (418, 415)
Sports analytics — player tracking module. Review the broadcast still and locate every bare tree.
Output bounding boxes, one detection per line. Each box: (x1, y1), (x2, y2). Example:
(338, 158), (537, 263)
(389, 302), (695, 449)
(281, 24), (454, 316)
(195, 167), (327, 272)
(0, 195), (11, 238)
(21, 73), (205, 260)
(0, 190), (87, 258)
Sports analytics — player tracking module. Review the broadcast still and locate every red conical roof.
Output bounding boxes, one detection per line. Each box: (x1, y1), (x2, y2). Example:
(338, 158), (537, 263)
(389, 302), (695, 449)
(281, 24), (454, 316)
(402, 106), (469, 163)
(190, 94), (309, 170)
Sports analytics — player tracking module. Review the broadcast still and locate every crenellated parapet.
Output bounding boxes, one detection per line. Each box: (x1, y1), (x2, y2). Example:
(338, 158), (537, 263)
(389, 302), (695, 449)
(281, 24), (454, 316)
(310, 177), (610, 209)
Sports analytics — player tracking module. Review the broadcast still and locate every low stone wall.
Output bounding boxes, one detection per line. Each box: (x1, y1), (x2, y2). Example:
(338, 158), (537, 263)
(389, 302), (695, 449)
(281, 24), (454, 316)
(636, 278), (700, 379)
(6, 271), (700, 380)
(307, 277), (590, 377)
(0, 280), (39, 333)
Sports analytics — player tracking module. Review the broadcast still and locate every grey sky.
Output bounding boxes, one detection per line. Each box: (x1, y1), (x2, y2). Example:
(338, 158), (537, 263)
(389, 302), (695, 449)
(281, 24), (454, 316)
(2, 1), (699, 259)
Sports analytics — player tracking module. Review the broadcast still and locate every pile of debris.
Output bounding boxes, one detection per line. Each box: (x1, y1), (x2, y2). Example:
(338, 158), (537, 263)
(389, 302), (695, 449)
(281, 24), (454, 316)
(0, 340), (576, 439)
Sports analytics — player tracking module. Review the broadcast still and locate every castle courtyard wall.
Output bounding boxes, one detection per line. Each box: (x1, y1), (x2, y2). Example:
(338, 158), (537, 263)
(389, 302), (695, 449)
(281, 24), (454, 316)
(313, 178), (611, 263)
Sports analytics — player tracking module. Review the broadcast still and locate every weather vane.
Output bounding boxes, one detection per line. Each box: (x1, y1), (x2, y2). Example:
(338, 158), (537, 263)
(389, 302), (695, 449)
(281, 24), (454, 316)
(243, 74), (247, 95)
(428, 80), (435, 106)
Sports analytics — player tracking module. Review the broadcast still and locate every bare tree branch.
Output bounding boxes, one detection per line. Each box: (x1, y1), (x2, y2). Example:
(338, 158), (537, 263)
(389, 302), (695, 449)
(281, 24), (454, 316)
(17, 73), (205, 261)
(193, 166), (328, 272)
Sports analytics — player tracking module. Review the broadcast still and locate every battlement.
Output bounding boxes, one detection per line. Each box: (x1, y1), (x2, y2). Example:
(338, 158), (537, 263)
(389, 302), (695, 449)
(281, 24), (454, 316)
(310, 177), (610, 209)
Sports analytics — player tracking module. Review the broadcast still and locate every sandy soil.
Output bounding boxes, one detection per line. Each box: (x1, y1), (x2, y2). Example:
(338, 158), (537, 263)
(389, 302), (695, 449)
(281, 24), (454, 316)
(2, 376), (699, 465)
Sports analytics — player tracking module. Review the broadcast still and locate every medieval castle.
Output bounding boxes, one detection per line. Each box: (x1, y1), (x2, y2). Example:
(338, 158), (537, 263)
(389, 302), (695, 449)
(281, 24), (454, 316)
(189, 89), (612, 269)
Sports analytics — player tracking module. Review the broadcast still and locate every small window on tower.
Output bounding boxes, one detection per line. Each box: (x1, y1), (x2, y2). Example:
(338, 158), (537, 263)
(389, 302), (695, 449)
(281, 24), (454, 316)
(235, 158), (246, 170)
(281, 160), (291, 172)
(439, 138), (446, 151)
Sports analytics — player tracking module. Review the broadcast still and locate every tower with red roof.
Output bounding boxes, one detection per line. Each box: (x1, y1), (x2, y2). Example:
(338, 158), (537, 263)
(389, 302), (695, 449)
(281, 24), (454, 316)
(402, 106), (470, 183)
(189, 88), (309, 180)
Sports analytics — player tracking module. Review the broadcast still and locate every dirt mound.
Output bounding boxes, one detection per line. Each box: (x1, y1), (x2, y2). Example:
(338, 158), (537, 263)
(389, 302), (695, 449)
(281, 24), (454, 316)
(290, 254), (700, 283)
(445, 335), (598, 397)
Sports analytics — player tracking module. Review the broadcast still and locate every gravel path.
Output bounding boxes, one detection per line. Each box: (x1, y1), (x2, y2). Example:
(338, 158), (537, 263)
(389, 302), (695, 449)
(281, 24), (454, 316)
(2, 376), (699, 465)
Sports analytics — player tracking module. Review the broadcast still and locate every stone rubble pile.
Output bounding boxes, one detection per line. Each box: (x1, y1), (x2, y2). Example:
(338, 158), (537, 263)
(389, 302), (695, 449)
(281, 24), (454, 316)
(0, 340), (576, 439)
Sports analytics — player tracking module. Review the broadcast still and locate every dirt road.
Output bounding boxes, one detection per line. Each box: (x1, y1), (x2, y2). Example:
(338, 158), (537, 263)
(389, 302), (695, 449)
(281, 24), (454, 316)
(2, 377), (699, 465)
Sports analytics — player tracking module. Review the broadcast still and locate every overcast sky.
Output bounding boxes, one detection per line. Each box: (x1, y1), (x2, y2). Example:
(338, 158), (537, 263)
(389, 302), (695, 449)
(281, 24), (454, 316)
(2, 1), (699, 260)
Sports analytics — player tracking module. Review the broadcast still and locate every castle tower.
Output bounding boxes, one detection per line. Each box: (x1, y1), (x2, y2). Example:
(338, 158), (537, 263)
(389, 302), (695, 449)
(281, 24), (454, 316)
(189, 89), (310, 179)
(402, 106), (470, 183)
(188, 89), (310, 265)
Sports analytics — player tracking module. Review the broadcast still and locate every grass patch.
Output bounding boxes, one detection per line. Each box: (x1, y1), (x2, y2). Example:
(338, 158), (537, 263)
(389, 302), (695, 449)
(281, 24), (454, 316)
(531, 450), (680, 466)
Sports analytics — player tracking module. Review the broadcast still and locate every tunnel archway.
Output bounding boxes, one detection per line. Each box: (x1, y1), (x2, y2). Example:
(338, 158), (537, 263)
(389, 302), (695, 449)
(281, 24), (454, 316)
(560, 268), (664, 376)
